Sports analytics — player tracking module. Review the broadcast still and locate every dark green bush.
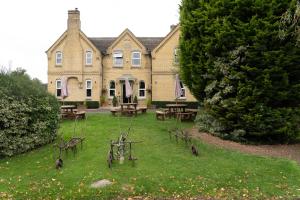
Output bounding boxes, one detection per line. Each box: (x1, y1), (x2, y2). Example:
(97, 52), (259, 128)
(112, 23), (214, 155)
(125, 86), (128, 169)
(0, 69), (60, 157)
(112, 96), (118, 107)
(85, 101), (99, 109)
(180, 0), (300, 143)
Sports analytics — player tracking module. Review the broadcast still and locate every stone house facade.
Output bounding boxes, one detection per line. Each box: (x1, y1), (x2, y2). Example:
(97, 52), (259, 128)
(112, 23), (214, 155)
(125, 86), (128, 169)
(47, 9), (197, 106)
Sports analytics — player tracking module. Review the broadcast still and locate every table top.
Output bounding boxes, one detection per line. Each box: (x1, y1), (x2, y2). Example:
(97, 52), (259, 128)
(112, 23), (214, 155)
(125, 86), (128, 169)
(120, 103), (137, 106)
(61, 105), (76, 109)
(166, 104), (187, 108)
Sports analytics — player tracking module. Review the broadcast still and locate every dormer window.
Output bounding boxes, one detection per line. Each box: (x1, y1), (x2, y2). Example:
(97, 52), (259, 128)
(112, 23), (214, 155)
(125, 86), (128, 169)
(85, 50), (92, 65)
(131, 51), (141, 67)
(56, 51), (63, 65)
(113, 51), (123, 67)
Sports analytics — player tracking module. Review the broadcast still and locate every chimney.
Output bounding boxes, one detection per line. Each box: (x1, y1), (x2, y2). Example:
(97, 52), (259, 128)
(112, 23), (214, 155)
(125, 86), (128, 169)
(67, 8), (81, 31)
(170, 24), (177, 31)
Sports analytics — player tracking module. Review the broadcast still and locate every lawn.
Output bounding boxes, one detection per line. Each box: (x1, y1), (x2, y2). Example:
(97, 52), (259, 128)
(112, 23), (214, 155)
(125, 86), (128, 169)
(0, 113), (300, 199)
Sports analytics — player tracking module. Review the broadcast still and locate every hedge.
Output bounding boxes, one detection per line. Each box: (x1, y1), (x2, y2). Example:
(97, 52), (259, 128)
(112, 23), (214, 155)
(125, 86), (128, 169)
(0, 69), (60, 157)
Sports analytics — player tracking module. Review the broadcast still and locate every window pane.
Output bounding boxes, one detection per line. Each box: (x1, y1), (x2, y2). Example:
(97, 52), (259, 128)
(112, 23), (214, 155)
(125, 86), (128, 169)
(110, 90), (115, 97)
(113, 52), (123, 57)
(132, 52), (140, 58)
(139, 81), (145, 89)
(57, 89), (61, 97)
(114, 57), (123, 66)
(56, 81), (61, 89)
(56, 52), (62, 65)
(86, 80), (92, 89)
(181, 89), (185, 97)
(86, 51), (92, 65)
(87, 89), (91, 97)
(132, 59), (140, 66)
(110, 81), (115, 89)
(139, 90), (145, 97)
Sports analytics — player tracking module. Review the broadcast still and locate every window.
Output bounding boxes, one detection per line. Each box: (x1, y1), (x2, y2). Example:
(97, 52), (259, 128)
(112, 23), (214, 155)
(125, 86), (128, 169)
(113, 51), (123, 67)
(109, 81), (115, 98)
(174, 48), (179, 64)
(139, 81), (146, 98)
(131, 51), (141, 66)
(56, 51), (63, 65)
(56, 80), (62, 97)
(85, 50), (92, 65)
(86, 80), (92, 98)
(180, 81), (186, 98)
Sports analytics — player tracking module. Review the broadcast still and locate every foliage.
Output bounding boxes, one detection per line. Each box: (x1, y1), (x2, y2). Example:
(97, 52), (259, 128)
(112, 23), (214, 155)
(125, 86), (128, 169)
(85, 101), (99, 109)
(0, 68), (60, 157)
(100, 95), (106, 106)
(0, 113), (299, 199)
(147, 98), (152, 108)
(180, 0), (300, 143)
(112, 96), (118, 107)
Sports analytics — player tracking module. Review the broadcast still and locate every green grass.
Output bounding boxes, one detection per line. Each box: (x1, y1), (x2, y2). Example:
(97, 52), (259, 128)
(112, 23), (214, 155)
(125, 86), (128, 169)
(0, 113), (300, 199)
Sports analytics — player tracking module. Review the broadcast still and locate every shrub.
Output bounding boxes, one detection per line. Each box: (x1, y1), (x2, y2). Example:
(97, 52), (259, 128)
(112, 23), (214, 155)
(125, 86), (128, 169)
(112, 96), (118, 107)
(0, 68), (60, 157)
(85, 101), (99, 109)
(180, 0), (300, 143)
(100, 95), (106, 106)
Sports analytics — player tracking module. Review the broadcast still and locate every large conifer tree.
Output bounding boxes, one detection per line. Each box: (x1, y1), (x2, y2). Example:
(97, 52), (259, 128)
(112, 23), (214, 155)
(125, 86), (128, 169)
(180, 0), (300, 143)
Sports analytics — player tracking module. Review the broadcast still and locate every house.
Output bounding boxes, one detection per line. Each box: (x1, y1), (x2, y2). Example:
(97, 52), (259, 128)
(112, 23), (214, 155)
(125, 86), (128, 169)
(46, 8), (197, 107)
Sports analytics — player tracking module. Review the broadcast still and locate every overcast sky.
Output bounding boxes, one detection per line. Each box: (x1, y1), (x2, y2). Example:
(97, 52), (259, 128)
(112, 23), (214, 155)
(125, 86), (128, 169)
(0, 0), (181, 83)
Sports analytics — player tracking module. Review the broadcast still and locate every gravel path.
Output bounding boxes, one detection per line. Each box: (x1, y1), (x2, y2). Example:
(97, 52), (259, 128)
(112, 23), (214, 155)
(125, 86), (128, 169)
(188, 128), (300, 165)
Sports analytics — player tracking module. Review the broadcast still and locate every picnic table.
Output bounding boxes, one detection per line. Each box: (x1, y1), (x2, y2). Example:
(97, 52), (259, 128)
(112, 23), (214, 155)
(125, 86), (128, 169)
(120, 103), (138, 116)
(61, 105), (85, 120)
(165, 104), (187, 117)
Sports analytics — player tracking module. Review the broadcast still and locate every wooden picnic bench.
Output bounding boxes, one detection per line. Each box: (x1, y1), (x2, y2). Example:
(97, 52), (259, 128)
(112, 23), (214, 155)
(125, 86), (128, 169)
(156, 110), (167, 121)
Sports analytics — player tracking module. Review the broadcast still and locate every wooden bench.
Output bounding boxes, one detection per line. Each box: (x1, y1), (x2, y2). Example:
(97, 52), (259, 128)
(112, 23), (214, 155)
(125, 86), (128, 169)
(137, 107), (147, 114)
(75, 111), (86, 119)
(110, 108), (121, 116)
(176, 112), (193, 122)
(156, 110), (167, 121)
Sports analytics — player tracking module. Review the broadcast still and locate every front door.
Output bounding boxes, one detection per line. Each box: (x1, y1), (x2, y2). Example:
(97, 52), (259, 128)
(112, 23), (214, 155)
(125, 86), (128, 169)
(122, 83), (131, 103)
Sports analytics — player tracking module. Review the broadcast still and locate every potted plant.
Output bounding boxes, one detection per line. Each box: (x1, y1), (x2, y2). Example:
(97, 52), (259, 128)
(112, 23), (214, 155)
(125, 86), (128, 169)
(100, 95), (106, 106)
(112, 96), (118, 107)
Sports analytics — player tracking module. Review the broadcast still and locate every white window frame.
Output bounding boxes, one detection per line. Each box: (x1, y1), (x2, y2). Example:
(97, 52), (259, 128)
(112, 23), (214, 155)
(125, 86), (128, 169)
(138, 80), (146, 99)
(86, 80), (92, 98)
(109, 80), (116, 99)
(174, 47), (179, 64)
(131, 51), (141, 67)
(85, 50), (93, 65)
(179, 81), (186, 99)
(56, 51), (63, 65)
(56, 80), (62, 97)
(113, 51), (123, 67)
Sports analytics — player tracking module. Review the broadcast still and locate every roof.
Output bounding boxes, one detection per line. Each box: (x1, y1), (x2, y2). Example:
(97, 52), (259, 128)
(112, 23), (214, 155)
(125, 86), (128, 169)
(88, 37), (164, 54)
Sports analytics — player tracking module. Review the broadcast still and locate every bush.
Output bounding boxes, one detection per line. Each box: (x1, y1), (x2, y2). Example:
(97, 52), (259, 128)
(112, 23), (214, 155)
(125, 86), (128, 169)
(180, 0), (300, 143)
(85, 101), (99, 109)
(0, 68), (60, 157)
(112, 96), (118, 107)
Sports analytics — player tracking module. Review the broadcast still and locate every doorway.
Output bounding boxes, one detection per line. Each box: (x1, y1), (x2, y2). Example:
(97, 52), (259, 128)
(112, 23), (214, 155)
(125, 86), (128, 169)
(122, 82), (132, 103)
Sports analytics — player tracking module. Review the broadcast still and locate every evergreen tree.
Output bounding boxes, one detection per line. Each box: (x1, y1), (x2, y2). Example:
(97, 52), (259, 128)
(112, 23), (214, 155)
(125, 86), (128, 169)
(180, 0), (300, 143)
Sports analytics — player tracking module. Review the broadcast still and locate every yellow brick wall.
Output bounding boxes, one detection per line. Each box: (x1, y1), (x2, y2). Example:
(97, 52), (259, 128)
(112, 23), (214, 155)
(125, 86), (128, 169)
(47, 9), (197, 106)
(102, 32), (151, 106)
(152, 27), (196, 102)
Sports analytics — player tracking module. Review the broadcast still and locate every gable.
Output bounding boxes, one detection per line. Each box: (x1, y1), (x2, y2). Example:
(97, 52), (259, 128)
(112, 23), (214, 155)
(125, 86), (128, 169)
(152, 25), (180, 57)
(106, 29), (147, 54)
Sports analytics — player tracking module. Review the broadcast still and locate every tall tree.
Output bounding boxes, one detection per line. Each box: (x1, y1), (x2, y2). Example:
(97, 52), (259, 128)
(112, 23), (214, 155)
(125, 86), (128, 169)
(180, 0), (300, 143)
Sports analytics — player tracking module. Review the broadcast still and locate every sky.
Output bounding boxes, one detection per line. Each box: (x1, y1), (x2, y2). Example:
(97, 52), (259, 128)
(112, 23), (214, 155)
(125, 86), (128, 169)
(0, 0), (181, 83)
